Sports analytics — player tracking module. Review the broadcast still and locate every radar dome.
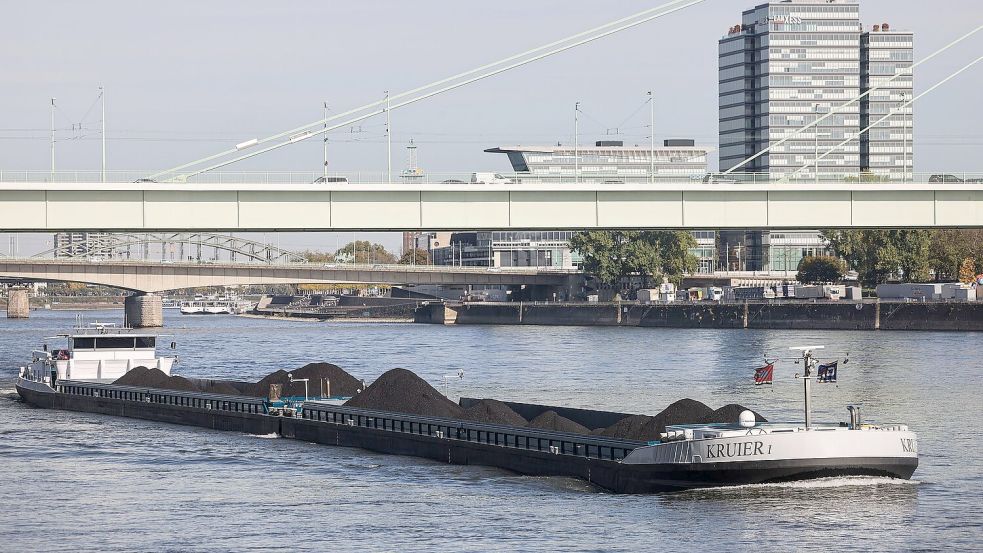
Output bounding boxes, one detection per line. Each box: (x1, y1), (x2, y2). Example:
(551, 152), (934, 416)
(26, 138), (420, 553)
(739, 410), (756, 428)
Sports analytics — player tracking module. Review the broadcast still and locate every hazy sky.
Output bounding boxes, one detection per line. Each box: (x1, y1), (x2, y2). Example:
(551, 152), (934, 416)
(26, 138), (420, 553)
(2, 0), (981, 253)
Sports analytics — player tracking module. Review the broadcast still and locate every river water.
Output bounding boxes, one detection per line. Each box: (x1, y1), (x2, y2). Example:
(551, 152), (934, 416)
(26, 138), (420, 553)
(1, 310), (980, 552)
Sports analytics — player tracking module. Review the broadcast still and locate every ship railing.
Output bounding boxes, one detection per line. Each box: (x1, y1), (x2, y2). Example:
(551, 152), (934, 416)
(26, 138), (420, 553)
(57, 380), (267, 415)
(300, 403), (643, 462)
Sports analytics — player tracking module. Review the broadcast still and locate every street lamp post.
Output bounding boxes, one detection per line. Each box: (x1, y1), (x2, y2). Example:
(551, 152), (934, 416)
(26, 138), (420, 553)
(574, 102), (580, 184)
(100, 87), (106, 183)
(385, 91), (391, 184)
(323, 101), (329, 180)
(50, 98), (56, 176)
(648, 91), (655, 184)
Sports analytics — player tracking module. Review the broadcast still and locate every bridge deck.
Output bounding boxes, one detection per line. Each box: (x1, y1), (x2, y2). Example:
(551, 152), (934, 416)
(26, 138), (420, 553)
(0, 181), (980, 231)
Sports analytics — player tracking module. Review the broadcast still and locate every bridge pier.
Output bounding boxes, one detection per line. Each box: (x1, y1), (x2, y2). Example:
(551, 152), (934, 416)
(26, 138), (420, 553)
(6, 288), (30, 319)
(124, 294), (163, 328)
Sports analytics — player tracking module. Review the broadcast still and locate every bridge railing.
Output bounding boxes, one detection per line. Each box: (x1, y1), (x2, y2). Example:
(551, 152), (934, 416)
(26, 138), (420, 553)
(1, 170), (980, 185)
(0, 257), (581, 274)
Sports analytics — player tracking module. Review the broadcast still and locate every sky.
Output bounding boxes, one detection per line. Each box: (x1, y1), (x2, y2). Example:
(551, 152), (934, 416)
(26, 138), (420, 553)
(2, 0), (981, 253)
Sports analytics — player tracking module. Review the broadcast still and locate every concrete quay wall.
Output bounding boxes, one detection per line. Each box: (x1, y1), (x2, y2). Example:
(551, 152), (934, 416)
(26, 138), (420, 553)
(416, 301), (983, 331)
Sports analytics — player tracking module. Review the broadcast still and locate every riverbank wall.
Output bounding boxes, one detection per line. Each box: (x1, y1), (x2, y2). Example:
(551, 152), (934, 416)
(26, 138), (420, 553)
(414, 301), (983, 331)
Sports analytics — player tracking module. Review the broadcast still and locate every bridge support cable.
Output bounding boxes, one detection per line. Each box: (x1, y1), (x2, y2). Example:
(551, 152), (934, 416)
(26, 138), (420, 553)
(788, 55), (983, 179)
(722, 23), (983, 176)
(149, 0), (705, 180)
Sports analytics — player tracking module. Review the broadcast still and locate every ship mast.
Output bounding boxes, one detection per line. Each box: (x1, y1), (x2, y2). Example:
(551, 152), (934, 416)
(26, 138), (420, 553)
(790, 345), (823, 429)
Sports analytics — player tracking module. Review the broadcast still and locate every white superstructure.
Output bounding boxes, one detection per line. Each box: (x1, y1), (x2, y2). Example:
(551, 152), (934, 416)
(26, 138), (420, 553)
(624, 345), (918, 476)
(21, 322), (175, 382)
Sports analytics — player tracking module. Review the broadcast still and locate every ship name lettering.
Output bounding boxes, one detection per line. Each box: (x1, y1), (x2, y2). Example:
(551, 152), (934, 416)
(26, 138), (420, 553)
(900, 438), (917, 453)
(706, 440), (766, 459)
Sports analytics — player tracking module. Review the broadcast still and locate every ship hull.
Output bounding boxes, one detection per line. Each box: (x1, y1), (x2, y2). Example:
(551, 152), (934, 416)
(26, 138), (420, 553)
(14, 378), (917, 494)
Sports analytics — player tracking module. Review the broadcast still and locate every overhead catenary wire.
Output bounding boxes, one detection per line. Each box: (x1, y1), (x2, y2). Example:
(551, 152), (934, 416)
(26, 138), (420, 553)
(151, 0), (706, 179)
(789, 55), (983, 178)
(723, 23), (983, 175)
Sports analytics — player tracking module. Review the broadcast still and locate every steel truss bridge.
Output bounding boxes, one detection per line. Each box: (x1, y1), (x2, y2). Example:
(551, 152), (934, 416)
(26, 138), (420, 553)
(29, 232), (305, 264)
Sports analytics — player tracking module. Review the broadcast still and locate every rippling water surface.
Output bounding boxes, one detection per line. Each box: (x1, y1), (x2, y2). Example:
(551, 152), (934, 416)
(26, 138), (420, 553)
(1, 310), (980, 551)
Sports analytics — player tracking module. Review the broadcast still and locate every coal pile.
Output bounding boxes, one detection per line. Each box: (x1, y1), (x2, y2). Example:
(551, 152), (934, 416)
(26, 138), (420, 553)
(344, 368), (464, 419)
(165, 375), (199, 392)
(250, 362), (363, 398)
(598, 399), (715, 442)
(202, 381), (243, 395)
(527, 410), (591, 435)
(599, 399), (767, 442)
(113, 367), (198, 393)
(113, 366), (166, 387)
(460, 399), (527, 427)
(710, 404), (766, 424)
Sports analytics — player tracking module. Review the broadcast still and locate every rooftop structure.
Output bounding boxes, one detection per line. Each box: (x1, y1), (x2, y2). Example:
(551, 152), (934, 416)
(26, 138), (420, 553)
(486, 140), (709, 182)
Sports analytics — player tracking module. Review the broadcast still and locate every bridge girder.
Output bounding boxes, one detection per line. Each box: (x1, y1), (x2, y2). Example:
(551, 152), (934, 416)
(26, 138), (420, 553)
(0, 259), (576, 294)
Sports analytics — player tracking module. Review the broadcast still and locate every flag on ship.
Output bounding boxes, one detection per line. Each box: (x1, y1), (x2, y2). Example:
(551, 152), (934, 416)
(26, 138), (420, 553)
(817, 361), (838, 383)
(753, 363), (774, 385)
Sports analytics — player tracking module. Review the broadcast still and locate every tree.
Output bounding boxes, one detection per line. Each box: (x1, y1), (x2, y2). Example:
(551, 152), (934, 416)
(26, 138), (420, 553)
(333, 241), (397, 264)
(399, 248), (430, 265)
(821, 229), (931, 287)
(301, 250), (334, 263)
(569, 230), (697, 289)
(959, 258), (977, 284)
(796, 255), (846, 284)
(929, 230), (983, 281)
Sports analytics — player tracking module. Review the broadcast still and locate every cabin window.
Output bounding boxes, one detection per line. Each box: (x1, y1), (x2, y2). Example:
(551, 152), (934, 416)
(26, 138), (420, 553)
(72, 337), (96, 349)
(95, 337), (136, 349)
(135, 337), (156, 349)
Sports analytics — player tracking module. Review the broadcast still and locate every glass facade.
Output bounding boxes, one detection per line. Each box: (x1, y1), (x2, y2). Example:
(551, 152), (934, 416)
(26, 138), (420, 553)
(718, 0), (911, 271)
(488, 142), (708, 182)
(719, 0), (864, 179)
(861, 30), (914, 179)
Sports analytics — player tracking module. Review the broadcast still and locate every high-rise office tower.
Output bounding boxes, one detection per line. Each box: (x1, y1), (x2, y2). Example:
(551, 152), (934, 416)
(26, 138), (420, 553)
(718, 0), (913, 271)
(861, 25), (914, 180)
(719, 0), (864, 179)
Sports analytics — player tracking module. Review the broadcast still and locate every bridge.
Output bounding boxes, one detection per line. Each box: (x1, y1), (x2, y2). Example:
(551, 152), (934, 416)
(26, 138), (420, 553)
(0, 258), (576, 293)
(31, 231), (307, 263)
(1, 178), (981, 231)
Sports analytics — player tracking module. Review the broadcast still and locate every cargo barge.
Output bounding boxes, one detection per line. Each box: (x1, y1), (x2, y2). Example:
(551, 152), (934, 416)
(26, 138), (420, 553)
(15, 329), (918, 494)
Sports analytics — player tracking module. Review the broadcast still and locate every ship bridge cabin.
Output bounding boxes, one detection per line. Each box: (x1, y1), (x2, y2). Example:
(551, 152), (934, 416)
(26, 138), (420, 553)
(31, 323), (175, 383)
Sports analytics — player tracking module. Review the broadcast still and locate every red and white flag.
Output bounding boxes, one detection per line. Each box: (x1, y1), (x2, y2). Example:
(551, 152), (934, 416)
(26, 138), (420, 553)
(754, 363), (774, 385)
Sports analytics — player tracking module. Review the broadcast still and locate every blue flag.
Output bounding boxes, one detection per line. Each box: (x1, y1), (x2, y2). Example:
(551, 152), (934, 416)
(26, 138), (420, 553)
(817, 361), (838, 383)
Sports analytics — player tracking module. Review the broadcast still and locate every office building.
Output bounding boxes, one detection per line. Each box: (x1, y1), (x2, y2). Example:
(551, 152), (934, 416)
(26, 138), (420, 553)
(718, 0), (913, 270)
(486, 140), (709, 182)
(861, 25), (914, 179)
(719, 0), (864, 179)
(429, 140), (716, 272)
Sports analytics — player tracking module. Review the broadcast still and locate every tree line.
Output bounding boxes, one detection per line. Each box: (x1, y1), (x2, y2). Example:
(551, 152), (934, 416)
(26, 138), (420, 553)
(301, 240), (429, 265)
(814, 229), (983, 287)
(567, 229), (983, 292)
